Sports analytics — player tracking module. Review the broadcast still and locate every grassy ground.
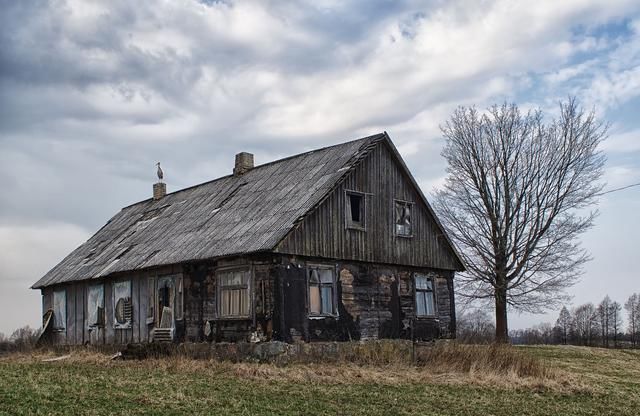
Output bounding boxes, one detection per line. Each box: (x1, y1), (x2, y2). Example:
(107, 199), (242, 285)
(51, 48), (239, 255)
(0, 345), (638, 415)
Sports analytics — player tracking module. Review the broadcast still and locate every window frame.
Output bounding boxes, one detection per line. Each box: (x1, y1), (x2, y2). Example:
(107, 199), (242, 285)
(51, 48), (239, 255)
(414, 274), (437, 318)
(345, 190), (366, 231)
(87, 283), (105, 329)
(393, 199), (414, 238)
(113, 280), (133, 329)
(307, 264), (338, 318)
(216, 266), (252, 320)
(52, 288), (67, 332)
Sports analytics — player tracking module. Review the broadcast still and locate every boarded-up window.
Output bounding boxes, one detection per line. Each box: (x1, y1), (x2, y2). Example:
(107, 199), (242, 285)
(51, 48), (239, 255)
(87, 284), (105, 328)
(308, 266), (336, 316)
(345, 191), (365, 230)
(113, 280), (132, 329)
(218, 269), (250, 317)
(395, 200), (412, 237)
(415, 274), (436, 316)
(53, 289), (66, 330)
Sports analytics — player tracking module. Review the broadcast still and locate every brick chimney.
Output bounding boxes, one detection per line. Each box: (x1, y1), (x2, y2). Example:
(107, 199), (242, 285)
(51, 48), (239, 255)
(233, 152), (254, 175)
(153, 182), (166, 200)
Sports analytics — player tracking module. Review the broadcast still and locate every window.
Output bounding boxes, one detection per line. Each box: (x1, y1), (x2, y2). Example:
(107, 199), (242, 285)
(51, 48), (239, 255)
(157, 276), (175, 328)
(53, 289), (66, 331)
(345, 191), (365, 229)
(113, 280), (132, 329)
(395, 200), (413, 237)
(415, 274), (436, 316)
(308, 266), (336, 316)
(87, 284), (105, 328)
(218, 269), (250, 318)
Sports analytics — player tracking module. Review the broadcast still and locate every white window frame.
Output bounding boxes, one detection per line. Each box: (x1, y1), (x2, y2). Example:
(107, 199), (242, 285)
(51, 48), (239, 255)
(307, 264), (338, 318)
(414, 274), (437, 317)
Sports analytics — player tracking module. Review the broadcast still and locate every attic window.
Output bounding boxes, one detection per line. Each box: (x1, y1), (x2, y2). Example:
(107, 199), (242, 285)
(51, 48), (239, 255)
(395, 200), (413, 237)
(345, 190), (365, 230)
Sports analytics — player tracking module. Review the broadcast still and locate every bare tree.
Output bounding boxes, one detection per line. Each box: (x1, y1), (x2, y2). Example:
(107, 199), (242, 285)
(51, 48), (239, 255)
(9, 326), (39, 350)
(456, 308), (496, 343)
(598, 296), (612, 348)
(610, 301), (623, 348)
(572, 303), (597, 346)
(434, 98), (606, 342)
(555, 306), (572, 345)
(625, 293), (640, 346)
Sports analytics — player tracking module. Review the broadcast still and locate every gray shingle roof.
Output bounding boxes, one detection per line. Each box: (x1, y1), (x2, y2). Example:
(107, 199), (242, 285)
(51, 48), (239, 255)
(32, 134), (385, 289)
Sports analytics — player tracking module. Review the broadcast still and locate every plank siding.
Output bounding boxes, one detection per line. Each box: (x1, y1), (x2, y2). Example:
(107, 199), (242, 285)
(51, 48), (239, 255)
(104, 281), (115, 344)
(277, 142), (460, 270)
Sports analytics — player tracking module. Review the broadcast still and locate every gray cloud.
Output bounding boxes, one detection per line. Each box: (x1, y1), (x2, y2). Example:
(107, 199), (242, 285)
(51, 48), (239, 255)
(1, 0), (640, 334)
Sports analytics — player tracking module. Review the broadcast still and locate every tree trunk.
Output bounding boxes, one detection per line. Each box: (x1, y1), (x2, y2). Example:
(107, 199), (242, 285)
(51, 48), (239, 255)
(494, 286), (509, 343)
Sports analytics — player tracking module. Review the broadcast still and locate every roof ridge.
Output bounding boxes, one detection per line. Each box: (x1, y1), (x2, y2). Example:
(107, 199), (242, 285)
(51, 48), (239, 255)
(120, 133), (385, 211)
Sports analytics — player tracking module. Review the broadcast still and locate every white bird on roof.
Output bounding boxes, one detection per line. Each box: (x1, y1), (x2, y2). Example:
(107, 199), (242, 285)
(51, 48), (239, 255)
(156, 162), (164, 182)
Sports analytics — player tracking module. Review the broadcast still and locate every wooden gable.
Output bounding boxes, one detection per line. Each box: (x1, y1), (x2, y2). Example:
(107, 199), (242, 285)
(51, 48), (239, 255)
(275, 136), (464, 271)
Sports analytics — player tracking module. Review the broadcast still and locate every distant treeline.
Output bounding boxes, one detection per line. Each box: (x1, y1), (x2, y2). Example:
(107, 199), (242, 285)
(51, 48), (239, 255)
(0, 326), (39, 353)
(458, 293), (640, 347)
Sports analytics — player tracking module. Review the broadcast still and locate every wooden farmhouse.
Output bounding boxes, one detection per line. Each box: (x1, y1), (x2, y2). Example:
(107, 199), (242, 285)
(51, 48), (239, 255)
(32, 133), (464, 345)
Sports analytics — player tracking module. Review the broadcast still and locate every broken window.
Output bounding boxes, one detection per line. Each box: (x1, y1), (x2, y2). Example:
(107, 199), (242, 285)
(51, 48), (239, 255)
(415, 274), (436, 317)
(52, 289), (66, 331)
(157, 276), (176, 328)
(218, 269), (250, 318)
(87, 284), (105, 328)
(113, 280), (132, 329)
(395, 200), (413, 237)
(308, 266), (336, 316)
(345, 191), (365, 229)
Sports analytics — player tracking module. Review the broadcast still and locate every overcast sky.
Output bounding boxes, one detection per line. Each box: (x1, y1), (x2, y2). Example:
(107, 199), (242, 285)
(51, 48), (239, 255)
(1, 0), (639, 336)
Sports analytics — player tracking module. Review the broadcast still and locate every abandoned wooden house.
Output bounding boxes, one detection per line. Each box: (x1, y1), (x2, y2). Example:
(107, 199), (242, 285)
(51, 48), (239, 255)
(32, 132), (464, 345)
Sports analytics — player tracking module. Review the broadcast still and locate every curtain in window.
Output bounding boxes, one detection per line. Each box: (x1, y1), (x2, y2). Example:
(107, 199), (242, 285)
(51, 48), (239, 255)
(219, 270), (250, 317)
(308, 267), (335, 315)
(87, 284), (104, 328)
(415, 275), (435, 316)
(309, 270), (321, 314)
(53, 289), (66, 330)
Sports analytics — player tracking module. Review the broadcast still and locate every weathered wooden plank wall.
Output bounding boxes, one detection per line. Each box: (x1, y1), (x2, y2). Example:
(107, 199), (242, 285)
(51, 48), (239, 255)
(272, 256), (454, 343)
(276, 141), (460, 270)
(39, 265), (183, 346)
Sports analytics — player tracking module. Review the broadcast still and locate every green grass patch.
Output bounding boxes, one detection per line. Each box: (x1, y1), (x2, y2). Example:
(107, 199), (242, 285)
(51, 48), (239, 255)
(1, 345), (638, 415)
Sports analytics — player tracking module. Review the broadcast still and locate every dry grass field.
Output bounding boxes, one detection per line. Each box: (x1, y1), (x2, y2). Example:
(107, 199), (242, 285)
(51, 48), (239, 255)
(0, 344), (638, 415)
